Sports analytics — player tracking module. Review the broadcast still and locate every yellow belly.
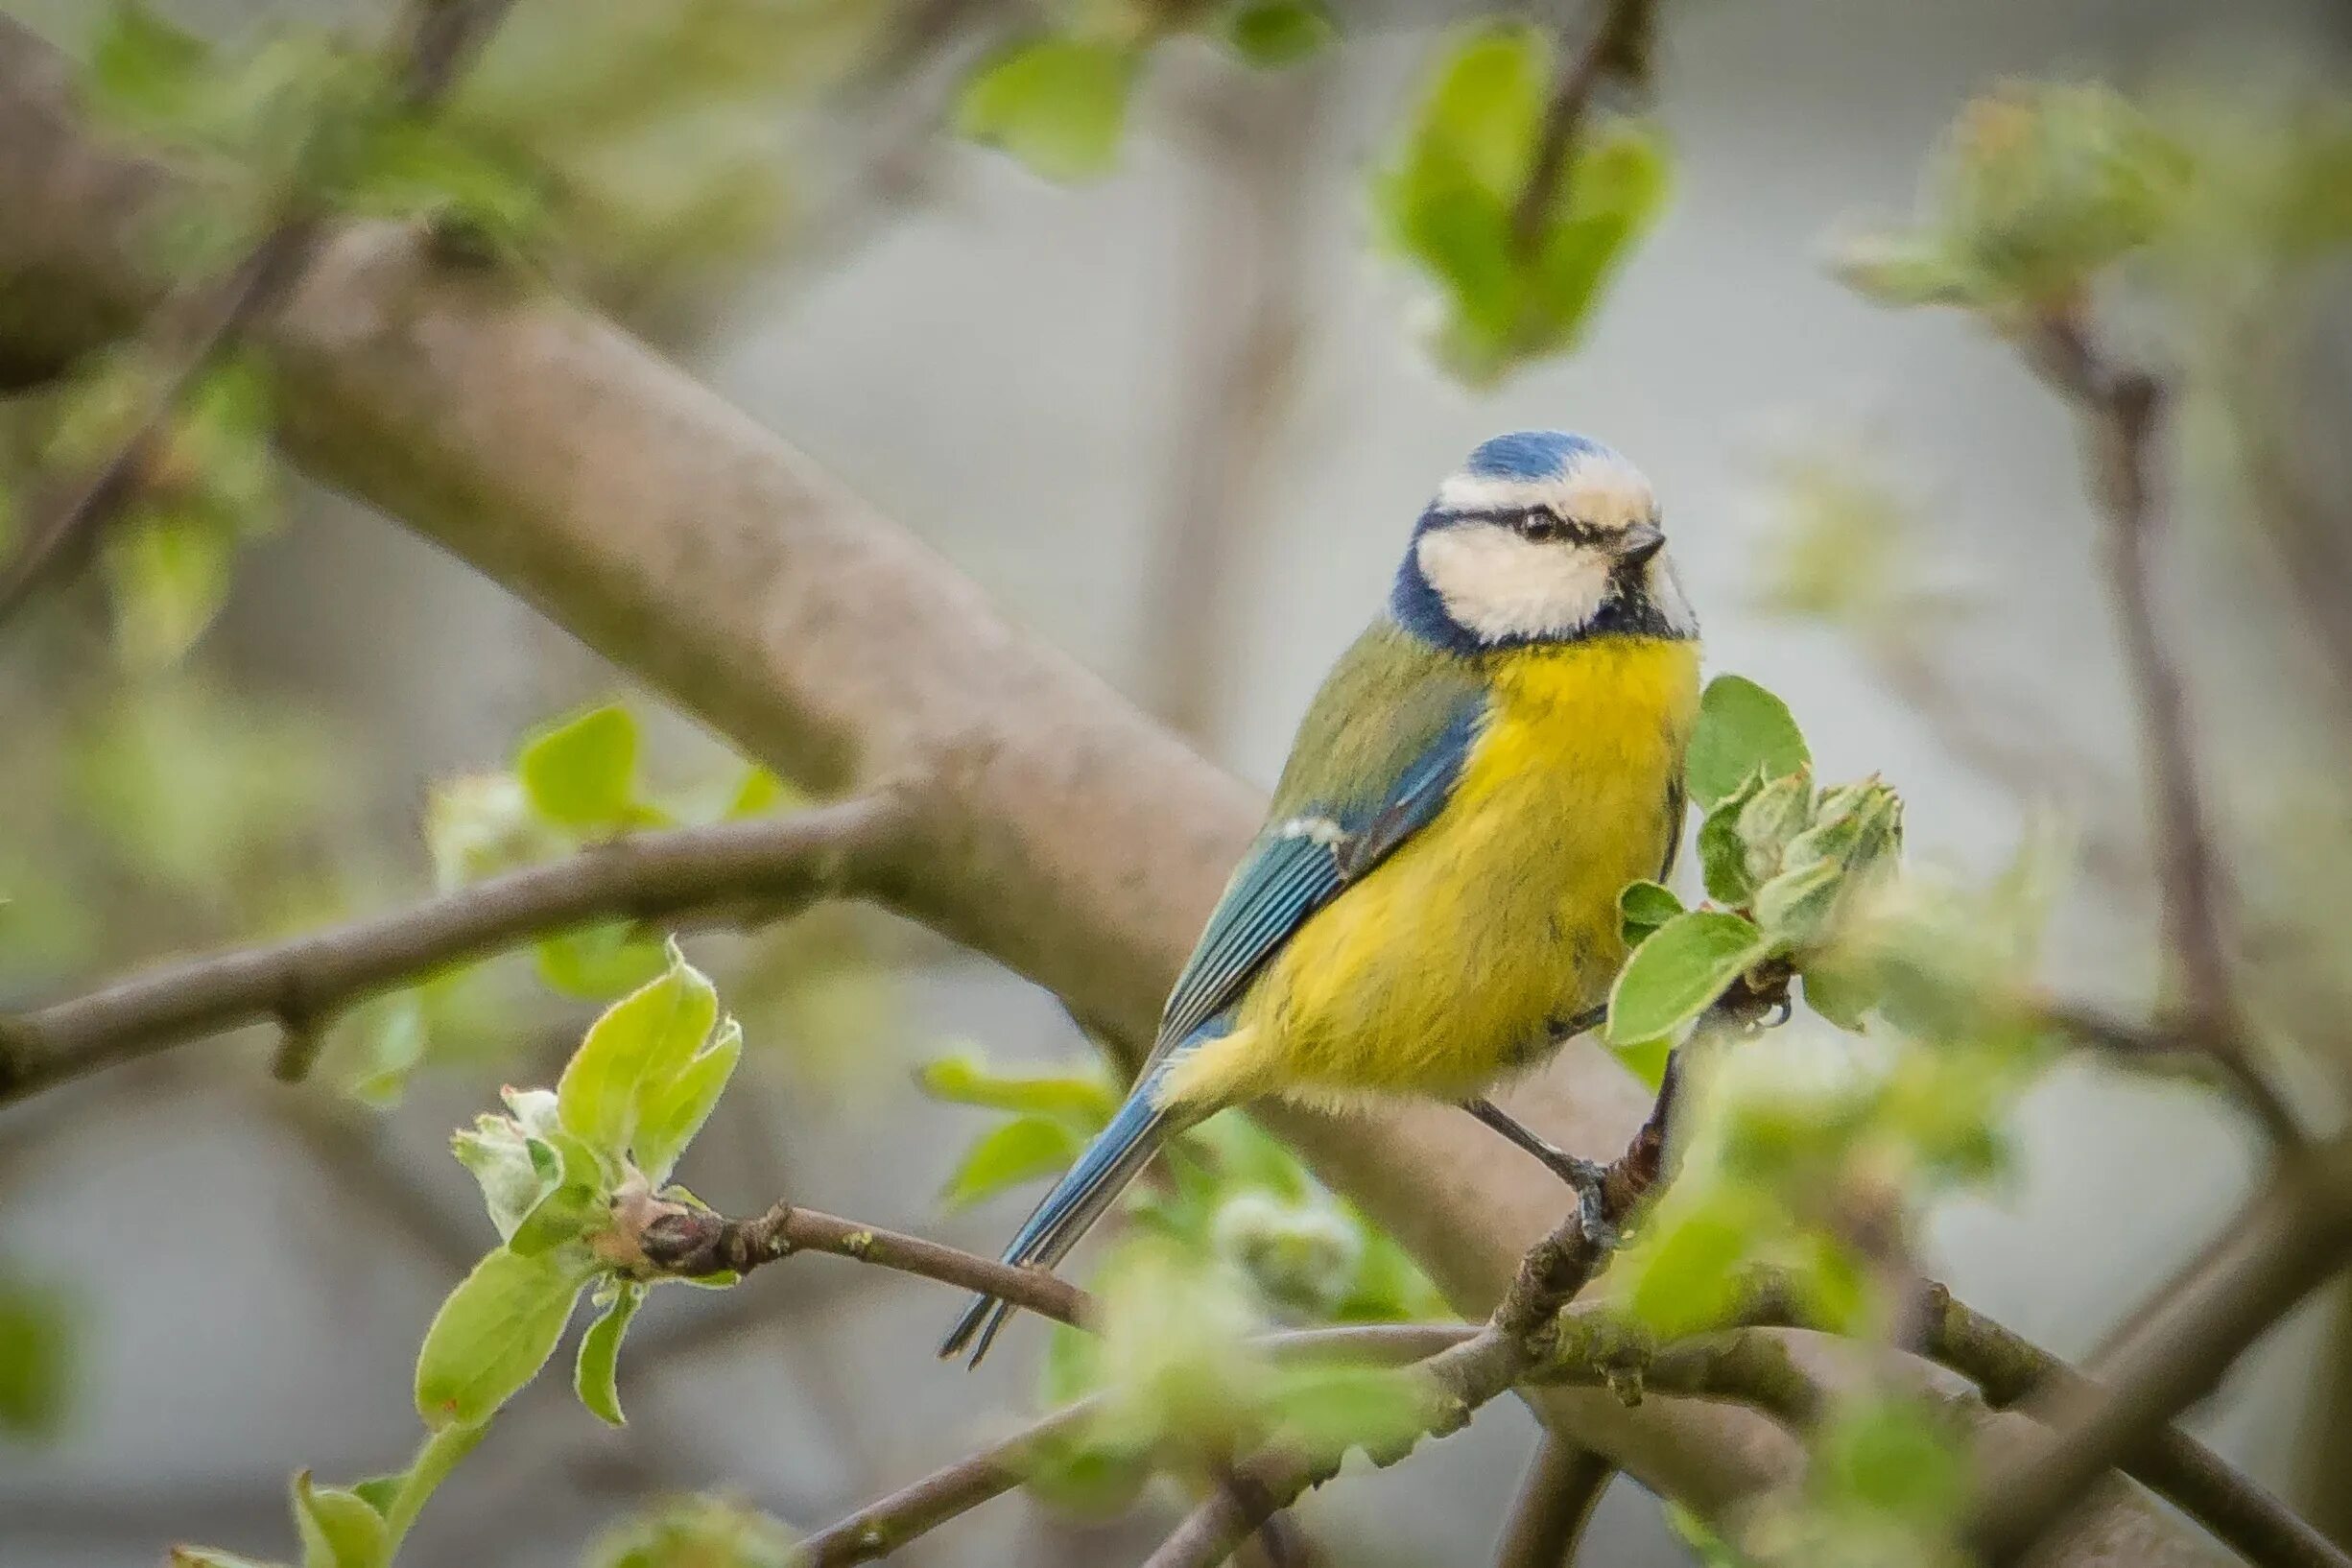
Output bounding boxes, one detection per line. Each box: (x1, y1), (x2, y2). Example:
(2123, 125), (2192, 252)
(1165, 637), (1699, 1110)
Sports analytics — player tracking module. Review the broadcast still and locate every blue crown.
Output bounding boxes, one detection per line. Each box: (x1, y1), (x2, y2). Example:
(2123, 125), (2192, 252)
(1461, 430), (1612, 482)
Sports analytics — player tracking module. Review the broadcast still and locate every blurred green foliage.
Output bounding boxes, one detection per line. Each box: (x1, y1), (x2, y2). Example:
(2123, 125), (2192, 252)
(957, 37), (1140, 184)
(1374, 25), (1672, 383)
(0, 1273), (74, 1440)
(922, 1047), (1446, 1511)
(584, 1495), (799, 1568)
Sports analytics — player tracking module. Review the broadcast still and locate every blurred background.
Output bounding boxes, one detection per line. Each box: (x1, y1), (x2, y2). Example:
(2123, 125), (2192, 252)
(2, 0), (2349, 1563)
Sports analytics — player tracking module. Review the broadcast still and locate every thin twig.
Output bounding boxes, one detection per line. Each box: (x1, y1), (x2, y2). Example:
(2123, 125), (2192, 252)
(1492, 1437), (1614, 1568)
(2029, 994), (2305, 1135)
(0, 0), (515, 629)
(1917, 1282), (2352, 1568)
(628, 1196), (1094, 1333)
(0, 795), (900, 1103)
(2022, 314), (2298, 1143)
(1965, 1137), (2352, 1562)
(1508, 0), (1656, 258)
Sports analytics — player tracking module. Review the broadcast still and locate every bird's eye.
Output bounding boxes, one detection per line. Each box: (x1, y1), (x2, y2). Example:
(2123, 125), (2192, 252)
(1516, 510), (1565, 541)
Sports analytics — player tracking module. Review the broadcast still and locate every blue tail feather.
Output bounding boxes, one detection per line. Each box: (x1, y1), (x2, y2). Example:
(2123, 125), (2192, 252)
(939, 1080), (1173, 1366)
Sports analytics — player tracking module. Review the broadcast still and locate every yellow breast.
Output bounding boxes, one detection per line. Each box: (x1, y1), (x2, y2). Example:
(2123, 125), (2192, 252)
(1171, 636), (1700, 1110)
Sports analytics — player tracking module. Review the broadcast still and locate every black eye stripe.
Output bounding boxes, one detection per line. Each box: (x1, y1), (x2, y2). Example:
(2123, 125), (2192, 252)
(1510, 509), (1599, 545)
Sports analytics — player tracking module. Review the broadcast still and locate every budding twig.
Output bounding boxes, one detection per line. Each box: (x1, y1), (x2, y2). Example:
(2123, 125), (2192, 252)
(624, 1194), (1093, 1334)
(2022, 311), (2301, 1144)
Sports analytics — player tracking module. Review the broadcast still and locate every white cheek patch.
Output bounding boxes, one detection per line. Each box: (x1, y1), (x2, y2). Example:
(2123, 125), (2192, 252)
(1416, 523), (1613, 643)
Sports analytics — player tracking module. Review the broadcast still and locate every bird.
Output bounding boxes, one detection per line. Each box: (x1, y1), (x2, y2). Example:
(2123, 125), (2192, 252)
(941, 430), (1702, 1366)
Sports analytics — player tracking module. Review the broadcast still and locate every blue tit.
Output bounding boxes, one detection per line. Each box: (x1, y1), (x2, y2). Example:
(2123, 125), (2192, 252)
(942, 430), (1701, 1365)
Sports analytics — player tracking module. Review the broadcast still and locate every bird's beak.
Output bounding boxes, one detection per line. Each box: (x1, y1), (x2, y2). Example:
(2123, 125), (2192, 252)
(1617, 523), (1666, 567)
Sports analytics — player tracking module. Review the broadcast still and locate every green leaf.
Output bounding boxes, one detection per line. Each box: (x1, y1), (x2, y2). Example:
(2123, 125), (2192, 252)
(414, 1244), (595, 1430)
(1618, 878), (1684, 947)
(1026, 1323), (1151, 1517)
(943, 1113), (1082, 1210)
(535, 922), (669, 1000)
(1734, 771), (1814, 884)
(1605, 911), (1769, 1044)
(917, 1050), (1117, 1129)
(1264, 1362), (1433, 1459)
(555, 945), (720, 1160)
(584, 1495), (800, 1568)
(1697, 785), (1759, 906)
(1802, 961), (1880, 1033)
(1834, 231), (1987, 307)
(506, 1137), (606, 1258)
(725, 767), (795, 820)
(347, 1476), (402, 1518)
(1373, 27), (1672, 380)
(956, 37), (1138, 184)
(292, 1472), (389, 1568)
(1752, 858), (1844, 948)
(1662, 1503), (1744, 1568)
(574, 1283), (644, 1427)
(1210, 1191), (1363, 1318)
(0, 1277), (73, 1437)
(517, 704), (639, 831)
(347, 994), (428, 1105)
(1606, 1033), (1673, 1092)
(1222, 0), (1335, 67)
(1621, 1187), (1770, 1340)
(103, 510), (237, 671)
(1687, 675), (1810, 808)
(86, 2), (211, 131)
(632, 1017), (742, 1186)
(1513, 122), (1673, 359)
(1814, 1396), (1967, 1526)
(342, 118), (543, 245)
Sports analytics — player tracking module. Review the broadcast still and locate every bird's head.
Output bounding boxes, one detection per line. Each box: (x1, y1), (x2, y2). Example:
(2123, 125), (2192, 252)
(1390, 431), (1698, 652)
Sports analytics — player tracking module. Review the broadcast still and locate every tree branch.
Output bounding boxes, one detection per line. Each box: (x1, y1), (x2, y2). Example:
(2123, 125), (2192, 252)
(1966, 1138), (2352, 1562)
(2021, 314), (2295, 1142)
(0, 795), (899, 1103)
(1918, 1283), (2352, 1568)
(1509, 0), (1655, 257)
(1493, 1437), (1613, 1568)
(622, 1192), (1094, 1333)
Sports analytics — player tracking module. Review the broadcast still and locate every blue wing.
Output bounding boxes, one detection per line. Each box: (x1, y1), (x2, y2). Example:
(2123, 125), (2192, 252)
(1149, 641), (1486, 1062)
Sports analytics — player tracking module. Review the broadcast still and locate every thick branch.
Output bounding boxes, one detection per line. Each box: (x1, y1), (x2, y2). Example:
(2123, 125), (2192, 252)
(1493, 1437), (1614, 1568)
(0, 796), (897, 1103)
(1967, 1139), (2352, 1562)
(1919, 1284), (2352, 1568)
